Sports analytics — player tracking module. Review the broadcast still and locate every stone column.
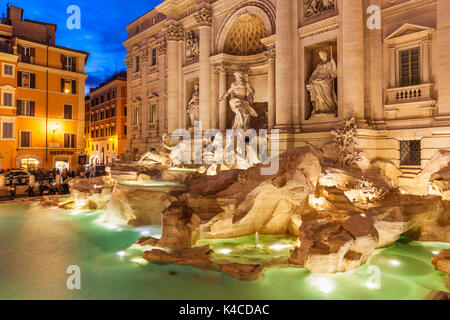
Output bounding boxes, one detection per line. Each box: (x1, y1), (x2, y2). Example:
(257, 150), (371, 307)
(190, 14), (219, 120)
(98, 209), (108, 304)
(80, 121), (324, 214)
(218, 65), (227, 131)
(195, 8), (213, 130)
(422, 36), (431, 84)
(388, 45), (396, 88)
(212, 68), (219, 129)
(275, 0), (293, 129)
(157, 38), (167, 134)
(166, 24), (183, 133)
(341, 0), (365, 120)
(266, 49), (276, 129)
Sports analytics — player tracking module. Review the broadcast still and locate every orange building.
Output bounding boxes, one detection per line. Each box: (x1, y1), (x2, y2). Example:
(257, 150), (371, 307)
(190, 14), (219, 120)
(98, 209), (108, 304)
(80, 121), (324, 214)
(85, 71), (127, 165)
(0, 5), (89, 171)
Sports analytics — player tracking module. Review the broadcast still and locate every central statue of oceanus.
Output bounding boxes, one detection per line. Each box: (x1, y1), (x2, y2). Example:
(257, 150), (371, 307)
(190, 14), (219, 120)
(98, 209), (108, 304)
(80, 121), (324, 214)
(219, 71), (258, 131)
(306, 50), (338, 116)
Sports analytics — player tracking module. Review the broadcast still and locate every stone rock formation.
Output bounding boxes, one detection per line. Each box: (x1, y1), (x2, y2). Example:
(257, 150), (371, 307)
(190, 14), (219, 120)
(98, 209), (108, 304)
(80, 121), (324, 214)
(432, 249), (450, 276)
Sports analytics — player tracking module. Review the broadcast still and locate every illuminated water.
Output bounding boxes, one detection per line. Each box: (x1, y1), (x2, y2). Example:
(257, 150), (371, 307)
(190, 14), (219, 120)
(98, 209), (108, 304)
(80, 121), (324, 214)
(0, 202), (448, 300)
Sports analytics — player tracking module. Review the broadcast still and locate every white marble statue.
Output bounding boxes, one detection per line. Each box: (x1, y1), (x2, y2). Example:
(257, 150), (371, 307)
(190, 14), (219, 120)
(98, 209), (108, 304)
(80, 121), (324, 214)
(186, 30), (199, 60)
(219, 71), (258, 131)
(187, 84), (200, 127)
(306, 50), (338, 116)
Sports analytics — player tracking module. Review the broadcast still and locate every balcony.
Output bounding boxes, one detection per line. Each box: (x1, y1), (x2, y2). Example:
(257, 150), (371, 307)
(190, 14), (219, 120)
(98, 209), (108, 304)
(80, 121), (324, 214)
(385, 83), (436, 120)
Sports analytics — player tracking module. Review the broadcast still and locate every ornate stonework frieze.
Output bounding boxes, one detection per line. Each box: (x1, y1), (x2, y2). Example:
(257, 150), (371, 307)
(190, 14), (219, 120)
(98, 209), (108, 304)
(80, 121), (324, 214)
(141, 48), (149, 62)
(304, 0), (336, 20)
(165, 24), (185, 41)
(264, 48), (276, 60)
(185, 30), (199, 60)
(126, 56), (133, 67)
(157, 38), (167, 55)
(194, 8), (212, 26)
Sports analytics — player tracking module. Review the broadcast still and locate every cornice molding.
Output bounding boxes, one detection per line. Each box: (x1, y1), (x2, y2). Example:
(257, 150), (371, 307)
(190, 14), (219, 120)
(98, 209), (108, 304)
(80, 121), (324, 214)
(298, 15), (339, 40)
(382, 0), (436, 18)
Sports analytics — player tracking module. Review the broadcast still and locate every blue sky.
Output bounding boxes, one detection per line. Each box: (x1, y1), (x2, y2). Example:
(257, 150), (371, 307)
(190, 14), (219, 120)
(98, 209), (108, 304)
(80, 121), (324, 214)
(3, 0), (162, 89)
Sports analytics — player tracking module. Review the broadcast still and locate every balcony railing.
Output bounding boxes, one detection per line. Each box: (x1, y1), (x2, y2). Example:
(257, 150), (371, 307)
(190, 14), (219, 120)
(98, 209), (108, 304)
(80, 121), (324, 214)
(386, 83), (434, 105)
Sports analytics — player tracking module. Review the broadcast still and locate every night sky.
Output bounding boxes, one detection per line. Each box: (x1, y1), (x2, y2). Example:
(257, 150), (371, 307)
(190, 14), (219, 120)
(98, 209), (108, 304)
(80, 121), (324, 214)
(3, 0), (162, 90)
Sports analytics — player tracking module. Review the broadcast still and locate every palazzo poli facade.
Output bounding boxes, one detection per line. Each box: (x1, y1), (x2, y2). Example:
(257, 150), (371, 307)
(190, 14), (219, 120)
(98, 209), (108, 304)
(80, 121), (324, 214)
(124, 0), (450, 187)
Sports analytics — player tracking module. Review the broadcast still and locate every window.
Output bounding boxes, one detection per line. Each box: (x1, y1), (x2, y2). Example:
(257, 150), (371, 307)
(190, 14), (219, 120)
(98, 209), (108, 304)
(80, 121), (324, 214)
(106, 109), (110, 118)
(3, 64), (14, 77)
(20, 131), (31, 147)
(400, 140), (421, 166)
(124, 107), (127, 116)
(107, 92), (110, 100)
(132, 107), (140, 125)
(149, 104), (157, 123)
(18, 72), (35, 88)
(124, 125), (127, 135)
(64, 133), (76, 148)
(61, 78), (77, 94)
(2, 92), (13, 107)
(19, 46), (34, 63)
(135, 56), (140, 72)
(17, 100), (35, 117)
(151, 48), (157, 66)
(61, 55), (75, 71)
(111, 126), (115, 135)
(111, 107), (116, 117)
(112, 90), (116, 98)
(2, 122), (13, 139)
(64, 104), (73, 119)
(400, 48), (420, 87)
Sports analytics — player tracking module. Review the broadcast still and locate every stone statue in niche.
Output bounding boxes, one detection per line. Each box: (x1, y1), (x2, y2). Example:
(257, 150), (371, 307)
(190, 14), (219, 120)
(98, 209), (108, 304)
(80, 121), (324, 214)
(187, 84), (200, 127)
(185, 30), (199, 60)
(219, 71), (258, 131)
(305, 0), (336, 19)
(306, 50), (338, 117)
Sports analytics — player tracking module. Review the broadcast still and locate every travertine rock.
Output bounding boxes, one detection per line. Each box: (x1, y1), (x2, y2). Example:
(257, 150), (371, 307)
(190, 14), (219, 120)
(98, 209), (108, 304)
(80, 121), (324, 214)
(432, 249), (450, 276)
(219, 263), (264, 281)
(143, 245), (212, 266)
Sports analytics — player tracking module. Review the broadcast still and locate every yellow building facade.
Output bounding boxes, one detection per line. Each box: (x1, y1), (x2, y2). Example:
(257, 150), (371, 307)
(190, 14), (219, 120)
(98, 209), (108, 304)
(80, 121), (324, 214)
(0, 5), (89, 170)
(85, 71), (127, 165)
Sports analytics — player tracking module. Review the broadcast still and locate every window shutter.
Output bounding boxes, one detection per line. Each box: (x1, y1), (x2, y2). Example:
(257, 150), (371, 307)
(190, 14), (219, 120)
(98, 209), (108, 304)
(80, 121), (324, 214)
(30, 101), (35, 116)
(71, 134), (76, 148)
(72, 80), (77, 94)
(30, 73), (36, 89)
(61, 78), (65, 92)
(17, 100), (22, 115)
(72, 58), (77, 72)
(61, 54), (65, 68)
(30, 48), (35, 57)
(17, 71), (22, 87)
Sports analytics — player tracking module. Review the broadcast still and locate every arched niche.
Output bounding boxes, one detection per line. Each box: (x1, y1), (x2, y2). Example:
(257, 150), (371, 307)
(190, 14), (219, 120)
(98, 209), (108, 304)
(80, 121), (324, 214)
(216, 1), (276, 55)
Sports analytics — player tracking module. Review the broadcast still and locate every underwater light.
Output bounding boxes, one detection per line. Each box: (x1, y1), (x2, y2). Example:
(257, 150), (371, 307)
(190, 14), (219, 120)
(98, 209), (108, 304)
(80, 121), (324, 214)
(131, 258), (147, 265)
(308, 275), (335, 294)
(389, 259), (401, 267)
(269, 244), (293, 251)
(366, 281), (381, 290)
(117, 251), (127, 257)
(218, 249), (232, 255)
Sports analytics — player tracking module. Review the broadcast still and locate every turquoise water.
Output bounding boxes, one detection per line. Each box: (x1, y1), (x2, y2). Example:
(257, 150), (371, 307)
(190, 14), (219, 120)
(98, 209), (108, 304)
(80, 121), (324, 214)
(0, 202), (448, 300)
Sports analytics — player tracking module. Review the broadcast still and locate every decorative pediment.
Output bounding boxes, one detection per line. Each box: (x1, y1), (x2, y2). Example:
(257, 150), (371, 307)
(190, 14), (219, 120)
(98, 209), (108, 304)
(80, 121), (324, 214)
(385, 23), (434, 42)
(131, 97), (142, 104)
(147, 92), (159, 100)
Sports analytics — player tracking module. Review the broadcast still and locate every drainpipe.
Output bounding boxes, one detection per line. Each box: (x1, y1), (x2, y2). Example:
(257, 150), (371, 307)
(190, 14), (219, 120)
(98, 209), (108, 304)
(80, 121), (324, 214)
(45, 37), (49, 165)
